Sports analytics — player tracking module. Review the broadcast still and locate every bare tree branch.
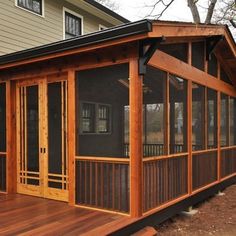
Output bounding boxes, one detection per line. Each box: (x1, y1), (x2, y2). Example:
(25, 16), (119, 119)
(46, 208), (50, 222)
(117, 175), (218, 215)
(187, 0), (201, 23)
(145, 0), (175, 19)
(205, 0), (217, 24)
(95, 0), (119, 11)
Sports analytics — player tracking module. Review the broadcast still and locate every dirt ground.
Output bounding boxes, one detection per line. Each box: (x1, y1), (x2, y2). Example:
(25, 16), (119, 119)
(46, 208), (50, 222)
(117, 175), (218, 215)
(157, 184), (236, 236)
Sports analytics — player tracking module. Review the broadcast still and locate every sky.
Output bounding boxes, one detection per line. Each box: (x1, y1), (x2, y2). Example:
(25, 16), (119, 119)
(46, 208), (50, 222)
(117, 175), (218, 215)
(115, 0), (236, 38)
(117, 0), (202, 22)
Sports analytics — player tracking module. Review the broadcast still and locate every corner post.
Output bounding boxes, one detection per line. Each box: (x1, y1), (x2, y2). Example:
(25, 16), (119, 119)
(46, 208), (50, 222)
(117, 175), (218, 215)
(187, 81), (192, 194)
(217, 91), (221, 181)
(6, 80), (17, 193)
(68, 69), (76, 205)
(129, 58), (143, 218)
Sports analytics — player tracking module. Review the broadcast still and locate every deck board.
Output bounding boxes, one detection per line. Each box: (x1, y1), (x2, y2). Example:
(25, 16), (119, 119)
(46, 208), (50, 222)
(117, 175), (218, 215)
(0, 194), (128, 235)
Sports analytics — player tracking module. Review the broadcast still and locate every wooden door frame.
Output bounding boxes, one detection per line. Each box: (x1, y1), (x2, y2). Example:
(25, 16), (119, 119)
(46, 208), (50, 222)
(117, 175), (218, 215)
(16, 77), (69, 202)
(16, 80), (43, 197)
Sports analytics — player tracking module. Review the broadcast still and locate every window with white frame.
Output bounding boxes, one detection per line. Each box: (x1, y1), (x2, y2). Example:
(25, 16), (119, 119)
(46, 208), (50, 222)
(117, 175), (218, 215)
(63, 8), (83, 39)
(16, 0), (43, 15)
(80, 102), (111, 134)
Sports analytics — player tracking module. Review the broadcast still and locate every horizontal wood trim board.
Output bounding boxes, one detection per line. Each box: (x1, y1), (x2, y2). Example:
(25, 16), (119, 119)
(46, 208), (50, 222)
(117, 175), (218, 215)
(192, 149), (218, 155)
(149, 50), (236, 97)
(220, 173), (236, 182)
(75, 156), (130, 163)
(143, 194), (189, 216)
(220, 146), (236, 150)
(143, 153), (188, 162)
(192, 180), (219, 195)
(74, 204), (130, 216)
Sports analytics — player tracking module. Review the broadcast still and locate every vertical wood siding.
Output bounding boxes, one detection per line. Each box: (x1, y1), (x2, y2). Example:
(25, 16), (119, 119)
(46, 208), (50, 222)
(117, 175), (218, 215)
(221, 148), (236, 178)
(0, 0), (114, 55)
(192, 151), (217, 190)
(75, 160), (130, 213)
(143, 156), (188, 213)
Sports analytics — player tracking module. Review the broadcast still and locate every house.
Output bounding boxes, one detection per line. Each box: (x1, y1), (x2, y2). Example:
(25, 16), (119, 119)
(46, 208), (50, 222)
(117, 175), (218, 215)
(0, 0), (128, 55)
(0, 9), (235, 236)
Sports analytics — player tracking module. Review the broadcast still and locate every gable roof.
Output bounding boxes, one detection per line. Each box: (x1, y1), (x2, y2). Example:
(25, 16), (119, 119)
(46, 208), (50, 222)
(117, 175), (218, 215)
(0, 20), (235, 83)
(150, 20), (236, 82)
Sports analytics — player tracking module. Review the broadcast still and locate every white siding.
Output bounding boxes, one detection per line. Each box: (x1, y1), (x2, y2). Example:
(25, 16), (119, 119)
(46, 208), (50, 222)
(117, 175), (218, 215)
(0, 0), (115, 55)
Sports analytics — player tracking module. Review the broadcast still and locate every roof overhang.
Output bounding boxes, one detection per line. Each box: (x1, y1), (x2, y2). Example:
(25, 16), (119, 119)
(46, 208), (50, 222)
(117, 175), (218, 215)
(0, 20), (235, 82)
(66, 0), (129, 25)
(0, 20), (152, 69)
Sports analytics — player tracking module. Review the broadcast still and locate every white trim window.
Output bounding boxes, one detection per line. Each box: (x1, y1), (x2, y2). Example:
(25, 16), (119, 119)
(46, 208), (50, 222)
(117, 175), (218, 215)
(80, 102), (111, 134)
(15, 0), (44, 16)
(63, 7), (83, 40)
(99, 24), (107, 31)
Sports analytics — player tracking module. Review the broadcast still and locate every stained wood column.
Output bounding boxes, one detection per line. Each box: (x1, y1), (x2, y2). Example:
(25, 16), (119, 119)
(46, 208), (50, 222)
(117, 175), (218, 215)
(217, 91), (221, 181)
(187, 81), (192, 194)
(129, 58), (143, 217)
(6, 80), (17, 193)
(68, 69), (76, 205)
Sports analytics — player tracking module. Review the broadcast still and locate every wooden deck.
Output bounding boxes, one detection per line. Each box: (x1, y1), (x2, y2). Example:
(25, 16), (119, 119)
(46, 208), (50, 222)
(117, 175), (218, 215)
(0, 194), (130, 236)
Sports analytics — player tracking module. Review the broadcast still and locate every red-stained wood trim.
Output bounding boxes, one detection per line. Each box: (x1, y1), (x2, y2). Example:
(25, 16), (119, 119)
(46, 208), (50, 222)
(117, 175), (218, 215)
(217, 91), (221, 181)
(165, 74), (170, 155)
(67, 69), (76, 205)
(6, 81), (17, 193)
(187, 81), (192, 194)
(129, 58), (143, 218)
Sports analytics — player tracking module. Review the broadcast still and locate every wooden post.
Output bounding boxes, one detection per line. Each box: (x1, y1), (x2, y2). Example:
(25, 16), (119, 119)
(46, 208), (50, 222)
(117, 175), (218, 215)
(165, 75), (170, 155)
(187, 81), (192, 194)
(129, 58), (143, 218)
(6, 80), (17, 193)
(188, 42), (192, 65)
(68, 69), (76, 205)
(217, 91), (221, 181)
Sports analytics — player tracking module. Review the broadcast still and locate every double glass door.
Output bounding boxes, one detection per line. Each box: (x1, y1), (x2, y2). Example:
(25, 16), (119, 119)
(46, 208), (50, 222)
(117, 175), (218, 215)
(16, 79), (68, 201)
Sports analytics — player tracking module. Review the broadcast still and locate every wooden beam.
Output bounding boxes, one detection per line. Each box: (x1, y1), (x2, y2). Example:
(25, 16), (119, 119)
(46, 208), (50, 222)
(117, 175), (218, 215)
(6, 81), (17, 193)
(67, 69), (76, 205)
(149, 50), (236, 97)
(129, 58), (143, 217)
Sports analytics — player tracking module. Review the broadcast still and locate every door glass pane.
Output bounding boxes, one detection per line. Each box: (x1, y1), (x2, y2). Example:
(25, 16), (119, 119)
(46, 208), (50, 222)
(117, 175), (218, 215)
(26, 86), (39, 185)
(0, 83), (6, 152)
(207, 88), (217, 149)
(221, 93), (229, 147)
(48, 82), (67, 189)
(192, 83), (205, 151)
(143, 66), (167, 157)
(169, 75), (187, 154)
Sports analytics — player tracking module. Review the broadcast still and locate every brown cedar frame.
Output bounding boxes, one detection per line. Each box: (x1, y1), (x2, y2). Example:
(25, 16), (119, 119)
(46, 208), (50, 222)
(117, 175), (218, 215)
(0, 22), (236, 218)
